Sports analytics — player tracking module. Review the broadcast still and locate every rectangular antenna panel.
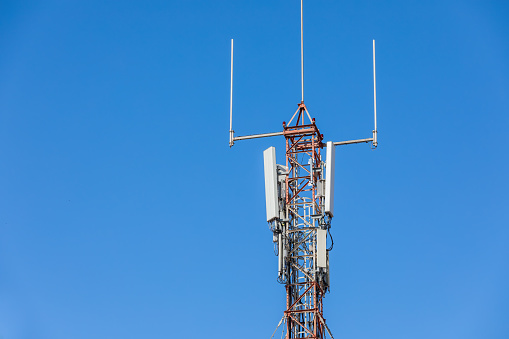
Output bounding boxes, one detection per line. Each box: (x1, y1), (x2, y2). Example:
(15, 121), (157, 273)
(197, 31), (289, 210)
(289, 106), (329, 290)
(278, 233), (284, 275)
(324, 141), (335, 217)
(317, 228), (327, 268)
(263, 147), (278, 222)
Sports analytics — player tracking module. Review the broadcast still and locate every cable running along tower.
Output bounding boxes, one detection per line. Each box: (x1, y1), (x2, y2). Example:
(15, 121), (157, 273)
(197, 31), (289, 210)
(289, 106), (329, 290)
(229, 2), (378, 338)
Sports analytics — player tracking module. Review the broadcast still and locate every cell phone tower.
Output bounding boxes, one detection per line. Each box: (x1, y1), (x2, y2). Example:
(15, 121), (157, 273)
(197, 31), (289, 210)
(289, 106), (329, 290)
(229, 2), (378, 338)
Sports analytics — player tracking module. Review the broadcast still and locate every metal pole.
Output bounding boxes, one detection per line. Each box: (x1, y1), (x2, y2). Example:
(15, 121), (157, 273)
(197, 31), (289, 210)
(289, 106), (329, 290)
(333, 138), (373, 146)
(233, 131), (285, 141)
(301, 0), (304, 102)
(230, 39), (234, 146)
(372, 39), (377, 147)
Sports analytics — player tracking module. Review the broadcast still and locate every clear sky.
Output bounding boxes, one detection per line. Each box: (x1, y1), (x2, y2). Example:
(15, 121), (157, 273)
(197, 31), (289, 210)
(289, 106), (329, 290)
(1, 1), (508, 338)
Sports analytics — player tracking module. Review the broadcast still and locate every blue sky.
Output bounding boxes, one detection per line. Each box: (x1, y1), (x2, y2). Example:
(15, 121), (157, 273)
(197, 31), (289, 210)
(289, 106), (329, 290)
(0, 1), (508, 338)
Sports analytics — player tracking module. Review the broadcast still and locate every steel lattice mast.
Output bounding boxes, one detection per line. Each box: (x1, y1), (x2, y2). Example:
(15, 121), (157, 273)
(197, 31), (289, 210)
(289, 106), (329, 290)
(279, 102), (332, 339)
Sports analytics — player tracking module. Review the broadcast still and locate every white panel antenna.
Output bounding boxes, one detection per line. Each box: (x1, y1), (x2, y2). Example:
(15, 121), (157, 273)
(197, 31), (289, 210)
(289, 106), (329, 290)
(278, 233), (285, 275)
(324, 141), (335, 217)
(263, 147), (279, 222)
(317, 228), (327, 268)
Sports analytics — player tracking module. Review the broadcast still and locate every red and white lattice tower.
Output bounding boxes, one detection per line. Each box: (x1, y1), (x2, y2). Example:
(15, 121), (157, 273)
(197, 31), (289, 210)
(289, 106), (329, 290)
(278, 102), (332, 339)
(229, 2), (378, 338)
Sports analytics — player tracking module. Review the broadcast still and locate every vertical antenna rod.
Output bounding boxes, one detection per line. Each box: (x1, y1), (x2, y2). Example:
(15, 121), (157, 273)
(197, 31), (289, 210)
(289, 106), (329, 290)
(229, 39), (234, 147)
(301, 0), (304, 102)
(372, 39), (378, 147)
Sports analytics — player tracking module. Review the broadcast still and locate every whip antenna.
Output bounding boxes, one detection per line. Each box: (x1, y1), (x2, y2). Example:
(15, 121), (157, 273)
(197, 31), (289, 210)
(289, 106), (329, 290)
(229, 39), (234, 147)
(301, 0), (304, 102)
(372, 39), (378, 147)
